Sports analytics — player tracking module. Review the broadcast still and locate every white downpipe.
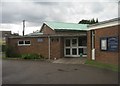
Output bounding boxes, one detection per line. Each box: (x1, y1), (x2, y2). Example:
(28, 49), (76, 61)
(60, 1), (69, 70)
(48, 36), (51, 60)
(92, 49), (95, 60)
(91, 30), (95, 60)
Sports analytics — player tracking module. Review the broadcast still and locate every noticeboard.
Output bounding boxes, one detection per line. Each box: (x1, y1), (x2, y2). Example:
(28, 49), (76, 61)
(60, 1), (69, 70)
(100, 38), (107, 51)
(100, 36), (118, 52)
(37, 38), (43, 42)
(108, 37), (118, 51)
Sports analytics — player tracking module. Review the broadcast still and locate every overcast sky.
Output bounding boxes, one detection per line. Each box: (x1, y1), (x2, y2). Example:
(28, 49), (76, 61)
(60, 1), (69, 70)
(0, 0), (119, 35)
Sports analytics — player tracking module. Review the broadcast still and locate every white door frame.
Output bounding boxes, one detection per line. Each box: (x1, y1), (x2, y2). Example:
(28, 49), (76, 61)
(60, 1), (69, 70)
(64, 38), (78, 57)
(64, 37), (87, 57)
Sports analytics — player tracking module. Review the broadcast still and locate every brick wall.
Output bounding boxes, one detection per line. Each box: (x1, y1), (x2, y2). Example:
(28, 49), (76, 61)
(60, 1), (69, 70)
(41, 25), (55, 34)
(7, 37), (49, 58)
(50, 37), (63, 59)
(87, 31), (92, 60)
(7, 36), (65, 59)
(87, 25), (119, 65)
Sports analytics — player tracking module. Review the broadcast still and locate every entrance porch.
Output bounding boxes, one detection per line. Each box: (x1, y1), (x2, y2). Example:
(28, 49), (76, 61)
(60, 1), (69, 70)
(64, 36), (87, 58)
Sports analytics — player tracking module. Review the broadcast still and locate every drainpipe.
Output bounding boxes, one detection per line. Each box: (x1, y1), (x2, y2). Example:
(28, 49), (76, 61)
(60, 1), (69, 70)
(48, 36), (51, 60)
(91, 30), (95, 60)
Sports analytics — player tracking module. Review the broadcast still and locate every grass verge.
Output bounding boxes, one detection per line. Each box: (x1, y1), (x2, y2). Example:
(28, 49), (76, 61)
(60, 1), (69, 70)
(85, 60), (118, 72)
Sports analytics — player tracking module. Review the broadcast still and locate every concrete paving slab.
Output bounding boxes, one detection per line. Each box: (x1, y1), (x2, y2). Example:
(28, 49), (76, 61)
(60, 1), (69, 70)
(52, 58), (86, 64)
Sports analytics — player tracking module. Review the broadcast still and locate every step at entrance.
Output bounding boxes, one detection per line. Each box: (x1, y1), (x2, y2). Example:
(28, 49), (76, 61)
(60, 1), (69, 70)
(52, 58), (87, 64)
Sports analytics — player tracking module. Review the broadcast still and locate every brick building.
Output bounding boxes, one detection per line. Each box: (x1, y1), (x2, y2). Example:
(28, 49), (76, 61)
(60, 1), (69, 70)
(6, 18), (119, 65)
(7, 22), (88, 59)
(87, 18), (120, 65)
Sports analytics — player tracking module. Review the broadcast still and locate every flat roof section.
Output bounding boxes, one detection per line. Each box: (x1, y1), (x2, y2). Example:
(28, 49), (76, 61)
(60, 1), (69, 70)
(8, 33), (87, 39)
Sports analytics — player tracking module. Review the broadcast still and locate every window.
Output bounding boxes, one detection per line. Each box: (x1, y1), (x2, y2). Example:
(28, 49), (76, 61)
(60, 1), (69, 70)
(65, 39), (70, 47)
(72, 48), (77, 55)
(72, 39), (77, 47)
(83, 48), (87, 55)
(66, 48), (70, 55)
(78, 37), (87, 46)
(25, 40), (31, 45)
(18, 41), (24, 45)
(18, 40), (31, 46)
(78, 48), (83, 54)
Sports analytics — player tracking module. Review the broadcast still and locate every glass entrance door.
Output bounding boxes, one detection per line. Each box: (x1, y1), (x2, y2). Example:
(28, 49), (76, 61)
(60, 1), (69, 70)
(64, 38), (78, 57)
(64, 37), (87, 57)
(71, 38), (78, 56)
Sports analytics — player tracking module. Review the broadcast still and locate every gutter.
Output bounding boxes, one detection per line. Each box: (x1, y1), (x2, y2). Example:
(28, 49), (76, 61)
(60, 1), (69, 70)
(88, 17), (120, 28)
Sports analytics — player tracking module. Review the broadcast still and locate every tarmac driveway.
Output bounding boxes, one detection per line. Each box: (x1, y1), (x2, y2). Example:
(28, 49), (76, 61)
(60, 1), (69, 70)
(2, 59), (118, 84)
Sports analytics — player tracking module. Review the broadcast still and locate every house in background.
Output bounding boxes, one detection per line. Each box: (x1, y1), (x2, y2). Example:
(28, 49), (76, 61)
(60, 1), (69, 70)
(0, 31), (13, 46)
(87, 18), (120, 65)
(0, 31), (19, 44)
(6, 22), (88, 59)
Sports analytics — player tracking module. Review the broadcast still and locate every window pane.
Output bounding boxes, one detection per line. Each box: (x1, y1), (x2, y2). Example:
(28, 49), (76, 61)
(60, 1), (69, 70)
(25, 41), (30, 44)
(18, 41), (24, 44)
(83, 48), (87, 55)
(66, 48), (70, 55)
(72, 39), (77, 47)
(66, 39), (70, 47)
(78, 48), (83, 55)
(72, 48), (77, 55)
(78, 37), (87, 46)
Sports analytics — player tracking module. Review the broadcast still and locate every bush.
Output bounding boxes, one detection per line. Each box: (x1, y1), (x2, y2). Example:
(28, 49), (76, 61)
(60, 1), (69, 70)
(21, 53), (44, 59)
(5, 46), (19, 57)
(2, 45), (6, 52)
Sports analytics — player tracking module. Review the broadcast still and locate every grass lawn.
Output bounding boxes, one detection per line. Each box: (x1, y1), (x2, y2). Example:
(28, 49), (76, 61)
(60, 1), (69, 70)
(85, 60), (118, 72)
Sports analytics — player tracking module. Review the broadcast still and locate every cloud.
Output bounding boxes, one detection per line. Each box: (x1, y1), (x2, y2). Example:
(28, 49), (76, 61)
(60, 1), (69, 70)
(0, 0), (118, 35)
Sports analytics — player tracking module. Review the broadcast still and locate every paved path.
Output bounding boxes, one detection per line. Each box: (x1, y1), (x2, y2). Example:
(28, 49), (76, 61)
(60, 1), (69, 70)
(2, 59), (118, 84)
(52, 58), (86, 64)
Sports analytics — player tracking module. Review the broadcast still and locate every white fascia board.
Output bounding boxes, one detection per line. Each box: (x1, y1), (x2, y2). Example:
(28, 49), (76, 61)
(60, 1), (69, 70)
(88, 21), (119, 30)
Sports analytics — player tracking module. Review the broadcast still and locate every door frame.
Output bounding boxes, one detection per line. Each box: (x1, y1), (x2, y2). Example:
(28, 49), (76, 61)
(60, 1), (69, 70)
(64, 37), (87, 57)
(64, 38), (78, 57)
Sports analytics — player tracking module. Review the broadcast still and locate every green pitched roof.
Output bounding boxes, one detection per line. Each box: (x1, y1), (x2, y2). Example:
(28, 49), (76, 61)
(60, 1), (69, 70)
(44, 21), (88, 31)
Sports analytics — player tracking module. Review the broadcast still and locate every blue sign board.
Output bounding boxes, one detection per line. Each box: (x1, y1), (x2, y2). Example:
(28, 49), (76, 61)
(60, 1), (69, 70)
(108, 37), (118, 51)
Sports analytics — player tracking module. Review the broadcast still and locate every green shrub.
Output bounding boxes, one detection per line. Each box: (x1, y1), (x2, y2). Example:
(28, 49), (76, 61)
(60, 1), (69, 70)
(2, 45), (6, 52)
(21, 53), (44, 59)
(4, 45), (20, 58)
(39, 54), (45, 59)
